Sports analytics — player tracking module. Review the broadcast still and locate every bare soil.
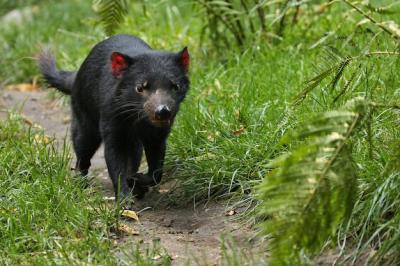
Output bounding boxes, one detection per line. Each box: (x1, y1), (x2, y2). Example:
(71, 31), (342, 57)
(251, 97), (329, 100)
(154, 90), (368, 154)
(0, 88), (263, 265)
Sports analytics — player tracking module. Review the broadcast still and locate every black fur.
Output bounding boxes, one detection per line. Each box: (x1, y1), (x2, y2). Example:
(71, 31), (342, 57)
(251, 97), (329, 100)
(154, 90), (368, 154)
(37, 48), (76, 95)
(38, 34), (190, 199)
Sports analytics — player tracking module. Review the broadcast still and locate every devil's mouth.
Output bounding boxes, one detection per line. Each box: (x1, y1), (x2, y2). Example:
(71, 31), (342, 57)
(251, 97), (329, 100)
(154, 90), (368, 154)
(150, 119), (171, 127)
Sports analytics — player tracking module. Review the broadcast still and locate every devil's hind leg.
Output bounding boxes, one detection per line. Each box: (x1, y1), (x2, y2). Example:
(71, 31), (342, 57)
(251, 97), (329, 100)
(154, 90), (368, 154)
(71, 115), (101, 176)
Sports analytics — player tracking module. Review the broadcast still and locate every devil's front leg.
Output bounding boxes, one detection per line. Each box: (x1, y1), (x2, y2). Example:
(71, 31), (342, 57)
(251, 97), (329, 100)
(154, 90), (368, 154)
(103, 133), (134, 201)
(135, 137), (167, 187)
(126, 140), (150, 199)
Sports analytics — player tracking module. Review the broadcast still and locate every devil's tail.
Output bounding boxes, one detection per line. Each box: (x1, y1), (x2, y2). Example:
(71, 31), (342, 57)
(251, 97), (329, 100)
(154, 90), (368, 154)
(37, 48), (76, 95)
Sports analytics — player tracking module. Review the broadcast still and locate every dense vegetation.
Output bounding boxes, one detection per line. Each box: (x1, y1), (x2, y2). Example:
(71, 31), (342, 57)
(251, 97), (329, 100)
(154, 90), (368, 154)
(1, 0), (399, 264)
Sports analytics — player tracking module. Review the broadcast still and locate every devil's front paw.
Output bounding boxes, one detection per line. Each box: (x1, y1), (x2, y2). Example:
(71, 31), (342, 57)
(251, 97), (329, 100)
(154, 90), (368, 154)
(127, 173), (150, 199)
(127, 173), (150, 187)
(129, 173), (159, 187)
(127, 173), (142, 188)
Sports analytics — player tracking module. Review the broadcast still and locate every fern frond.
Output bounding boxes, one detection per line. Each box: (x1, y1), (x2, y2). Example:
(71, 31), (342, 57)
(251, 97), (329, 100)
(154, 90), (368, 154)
(333, 63), (361, 103)
(342, 0), (400, 40)
(257, 98), (372, 265)
(294, 50), (400, 105)
(93, 0), (129, 36)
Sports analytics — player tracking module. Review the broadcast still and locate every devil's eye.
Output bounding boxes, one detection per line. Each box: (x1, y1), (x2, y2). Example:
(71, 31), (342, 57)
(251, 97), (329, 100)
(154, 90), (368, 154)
(136, 81), (148, 93)
(136, 85), (144, 93)
(172, 83), (180, 91)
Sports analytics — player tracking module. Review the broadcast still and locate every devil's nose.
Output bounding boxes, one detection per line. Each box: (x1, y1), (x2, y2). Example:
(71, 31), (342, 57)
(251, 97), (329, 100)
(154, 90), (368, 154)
(155, 105), (171, 120)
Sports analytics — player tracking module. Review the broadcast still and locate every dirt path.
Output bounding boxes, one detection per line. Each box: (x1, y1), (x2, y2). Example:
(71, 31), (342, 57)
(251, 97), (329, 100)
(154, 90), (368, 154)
(0, 88), (262, 265)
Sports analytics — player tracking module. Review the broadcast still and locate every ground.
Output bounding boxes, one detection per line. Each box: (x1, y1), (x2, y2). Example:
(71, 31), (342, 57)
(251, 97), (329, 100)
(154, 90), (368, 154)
(0, 87), (264, 265)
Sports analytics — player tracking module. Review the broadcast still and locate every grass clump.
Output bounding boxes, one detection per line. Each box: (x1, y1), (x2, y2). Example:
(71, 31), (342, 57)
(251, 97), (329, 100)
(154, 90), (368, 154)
(0, 114), (169, 265)
(0, 114), (110, 264)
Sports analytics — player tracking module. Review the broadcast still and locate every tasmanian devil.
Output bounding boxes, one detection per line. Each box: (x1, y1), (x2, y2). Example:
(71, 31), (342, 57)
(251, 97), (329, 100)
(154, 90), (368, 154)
(38, 34), (190, 200)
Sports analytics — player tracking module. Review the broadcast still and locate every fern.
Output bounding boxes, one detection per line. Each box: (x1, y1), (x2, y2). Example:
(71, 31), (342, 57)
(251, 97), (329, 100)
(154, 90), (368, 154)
(257, 98), (372, 265)
(93, 0), (129, 36)
(294, 50), (400, 105)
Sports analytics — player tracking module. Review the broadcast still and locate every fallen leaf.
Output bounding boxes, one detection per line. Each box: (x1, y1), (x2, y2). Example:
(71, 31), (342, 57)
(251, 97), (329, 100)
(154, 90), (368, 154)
(22, 117), (33, 126)
(121, 209), (139, 221)
(177, 236), (195, 242)
(118, 223), (139, 235)
(5, 83), (40, 92)
(103, 196), (115, 201)
(232, 125), (246, 136)
(63, 116), (71, 124)
(32, 123), (43, 130)
(225, 210), (237, 216)
(34, 134), (51, 144)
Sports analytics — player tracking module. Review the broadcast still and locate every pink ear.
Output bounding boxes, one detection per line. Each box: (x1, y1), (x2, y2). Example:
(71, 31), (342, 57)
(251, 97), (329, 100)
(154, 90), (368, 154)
(180, 47), (190, 73)
(111, 52), (129, 78)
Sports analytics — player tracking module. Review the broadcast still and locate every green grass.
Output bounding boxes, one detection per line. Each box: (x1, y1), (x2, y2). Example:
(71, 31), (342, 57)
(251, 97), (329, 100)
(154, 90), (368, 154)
(0, 113), (172, 265)
(0, 114), (108, 263)
(1, 0), (400, 264)
(0, 0), (104, 84)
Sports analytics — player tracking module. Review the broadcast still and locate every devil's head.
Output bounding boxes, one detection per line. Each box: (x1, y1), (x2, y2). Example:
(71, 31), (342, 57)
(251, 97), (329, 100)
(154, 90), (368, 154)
(110, 48), (190, 128)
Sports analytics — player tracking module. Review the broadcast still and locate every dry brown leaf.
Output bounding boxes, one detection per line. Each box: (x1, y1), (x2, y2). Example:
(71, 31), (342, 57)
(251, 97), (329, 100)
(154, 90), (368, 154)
(121, 209), (139, 221)
(118, 223), (139, 235)
(225, 210), (237, 216)
(63, 116), (71, 124)
(22, 117), (33, 126)
(5, 83), (40, 92)
(233, 125), (246, 137)
(34, 134), (51, 144)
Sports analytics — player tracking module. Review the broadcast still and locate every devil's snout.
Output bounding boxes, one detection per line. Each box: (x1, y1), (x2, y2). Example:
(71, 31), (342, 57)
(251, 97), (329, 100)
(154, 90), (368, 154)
(155, 105), (171, 120)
